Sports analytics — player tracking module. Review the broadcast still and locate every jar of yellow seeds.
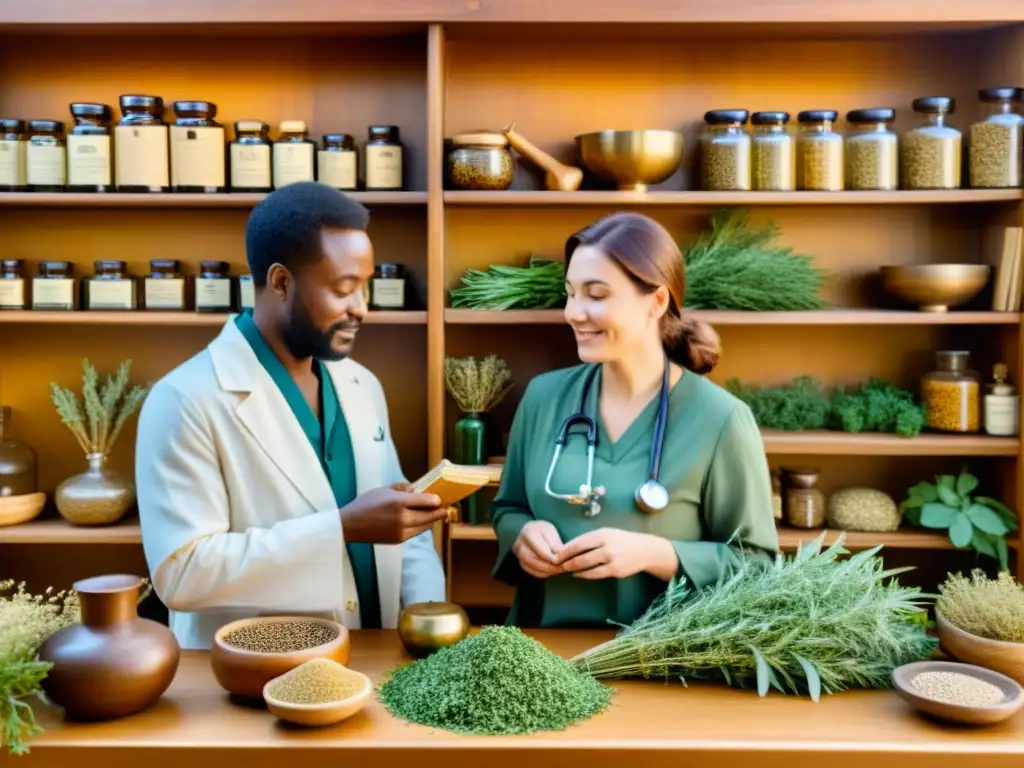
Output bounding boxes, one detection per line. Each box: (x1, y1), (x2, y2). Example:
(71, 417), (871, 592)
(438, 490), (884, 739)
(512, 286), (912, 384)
(922, 350), (980, 433)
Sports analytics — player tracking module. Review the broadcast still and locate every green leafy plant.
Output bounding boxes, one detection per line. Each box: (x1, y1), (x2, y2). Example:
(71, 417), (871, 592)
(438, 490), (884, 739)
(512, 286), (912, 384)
(900, 469), (1019, 570)
(448, 256), (566, 310)
(725, 375), (830, 431)
(936, 570), (1024, 643)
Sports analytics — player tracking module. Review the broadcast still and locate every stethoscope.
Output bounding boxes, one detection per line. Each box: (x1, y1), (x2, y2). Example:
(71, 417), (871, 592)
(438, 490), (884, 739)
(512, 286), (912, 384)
(544, 360), (671, 518)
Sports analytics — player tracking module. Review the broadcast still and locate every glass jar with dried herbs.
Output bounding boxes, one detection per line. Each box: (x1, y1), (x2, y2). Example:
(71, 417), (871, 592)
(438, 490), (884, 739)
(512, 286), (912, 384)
(796, 110), (844, 191)
(699, 110), (751, 191)
(751, 111), (795, 191)
(902, 97), (961, 189)
(844, 108), (898, 191)
(783, 467), (826, 529)
(969, 87), (1024, 189)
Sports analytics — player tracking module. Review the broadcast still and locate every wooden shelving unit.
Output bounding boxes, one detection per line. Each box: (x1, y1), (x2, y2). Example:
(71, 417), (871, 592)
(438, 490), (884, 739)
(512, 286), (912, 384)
(0, 310), (427, 326)
(0, 192), (427, 208)
(445, 309), (1023, 325)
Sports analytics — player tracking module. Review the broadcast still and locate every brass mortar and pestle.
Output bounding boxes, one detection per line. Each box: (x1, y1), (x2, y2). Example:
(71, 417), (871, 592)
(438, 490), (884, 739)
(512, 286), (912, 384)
(502, 121), (584, 192)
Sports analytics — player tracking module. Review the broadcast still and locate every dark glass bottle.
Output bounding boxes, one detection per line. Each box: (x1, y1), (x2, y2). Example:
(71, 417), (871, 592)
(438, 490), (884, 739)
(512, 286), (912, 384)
(68, 103), (114, 192)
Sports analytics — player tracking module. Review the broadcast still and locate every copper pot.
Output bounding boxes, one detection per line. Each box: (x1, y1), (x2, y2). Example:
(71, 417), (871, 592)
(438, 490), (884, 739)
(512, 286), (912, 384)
(37, 574), (180, 721)
(398, 602), (470, 658)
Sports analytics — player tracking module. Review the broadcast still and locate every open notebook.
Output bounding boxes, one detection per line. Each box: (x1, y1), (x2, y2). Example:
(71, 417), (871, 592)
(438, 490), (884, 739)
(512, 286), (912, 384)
(410, 459), (503, 519)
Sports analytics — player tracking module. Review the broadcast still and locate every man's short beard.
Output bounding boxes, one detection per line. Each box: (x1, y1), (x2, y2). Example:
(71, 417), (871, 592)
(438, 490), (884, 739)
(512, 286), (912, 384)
(281, 293), (353, 361)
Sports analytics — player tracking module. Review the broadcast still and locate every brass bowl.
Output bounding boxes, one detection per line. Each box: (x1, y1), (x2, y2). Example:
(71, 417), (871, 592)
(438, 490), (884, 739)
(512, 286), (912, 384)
(879, 264), (991, 313)
(397, 602), (470, 658)
(575, 129), (683, 192)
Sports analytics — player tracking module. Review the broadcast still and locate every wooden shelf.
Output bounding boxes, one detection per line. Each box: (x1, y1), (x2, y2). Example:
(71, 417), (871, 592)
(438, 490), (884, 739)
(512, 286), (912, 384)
(0, 310), (427, 326)
(761, 430), (1019, 456)
(0, 192), (427, 208)
(0, 519), (142, 545)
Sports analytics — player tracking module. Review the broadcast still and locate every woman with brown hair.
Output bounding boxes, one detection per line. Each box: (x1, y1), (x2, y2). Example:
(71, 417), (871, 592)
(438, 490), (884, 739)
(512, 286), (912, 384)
(490, 211), (779, 628)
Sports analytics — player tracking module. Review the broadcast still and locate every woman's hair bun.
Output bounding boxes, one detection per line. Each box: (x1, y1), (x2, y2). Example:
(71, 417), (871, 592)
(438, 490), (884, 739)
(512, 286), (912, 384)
(662, 314), (720, 375)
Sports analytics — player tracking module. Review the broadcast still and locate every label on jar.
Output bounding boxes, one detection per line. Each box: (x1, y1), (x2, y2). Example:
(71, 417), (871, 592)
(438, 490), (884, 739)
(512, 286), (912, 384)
(230, 143), (271, 190)
(145, 278), (186, 309)
(115, 124), (169, 190)
(318, 150), (357, 189)
(195, 277), (232, 309)
(32, 278), (75, 309)
(273, 142), (314, 188)
(0, 278), (25, 308)
(67, 134), (111, 187)
(171, 125), (226, 189)
(372, 278), (405, 309)
(26, 138), (66, 186)
(239, 277), (255, 309)
(0, 140), (27, 186)
(984, 395), (1019, 436)
(88, 280), (134, 310)
(365, 144), (402, 189)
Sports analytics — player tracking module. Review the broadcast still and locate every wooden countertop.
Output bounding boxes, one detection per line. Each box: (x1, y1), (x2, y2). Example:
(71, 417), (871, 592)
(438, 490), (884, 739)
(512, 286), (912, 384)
(20, 630), (1024, 768)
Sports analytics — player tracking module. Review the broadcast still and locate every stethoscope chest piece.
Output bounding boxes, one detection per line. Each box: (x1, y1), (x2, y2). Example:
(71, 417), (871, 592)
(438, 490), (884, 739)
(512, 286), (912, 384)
(635, 479), (670, 515)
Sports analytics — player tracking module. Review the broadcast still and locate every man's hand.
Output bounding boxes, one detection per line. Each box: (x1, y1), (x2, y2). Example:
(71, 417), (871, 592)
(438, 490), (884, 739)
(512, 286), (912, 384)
(340, 483), (447, 543)
(555, 528), (678, 581)
(512, 520), (565, 579)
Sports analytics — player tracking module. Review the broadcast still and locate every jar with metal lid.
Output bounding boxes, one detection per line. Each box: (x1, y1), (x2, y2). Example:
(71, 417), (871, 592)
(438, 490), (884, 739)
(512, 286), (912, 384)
(115, 94), (170, 192)
(921, 350), (980, 433)
(370, 263), (407, 310)
(969, 87), (1024, 189)
(0, 405), (37, 497)
(273, 121), (316, 189)
(984, 362), (1019, 437)
(26, 120), (66, 192)
(144, 259), (187, 311)
(796, 110), (844, 191)
(0, 259), (27, 310)
(750, 111), (794, 191)
(85, 260), (136, 310)
(447, 130), (514, 191)
(699, 110), (751, 191)
(0, 119), (27, 190)
(194, 260), (234, 313)
(32, 261), (76, 310)
(318, 133), (358, 191)
(783, 468), (826, 529)
(239, 274), (255, 310)
(365, 125), (404, 191)
(170, 101), (226, 193)
(902, 97), (961, 189)
(67, 103), (113, 192)
(229, 121), (272, 192)
(844, 108), (898, 191)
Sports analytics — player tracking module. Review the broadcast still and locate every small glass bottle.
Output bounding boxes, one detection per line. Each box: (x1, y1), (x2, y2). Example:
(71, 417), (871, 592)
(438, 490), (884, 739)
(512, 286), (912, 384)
(144, 259), (187, 310)
(699, 110), (751, 191)
(969, 87), (1024, 189)
(0, 119), (28, 191)
(32, 260), (76, 310)
(239, 273), (255, 310)
(796, 110), (844, 191)
(0, 405), (37, 497)
(921, 350), (980, 433)
(751, 111), (794, 191)
(370, 263), (407, 310)
(84, 260), (136, 310)
(0, 259), (27, 310)
(784, 467), (826, 529)
(171, 100), (226, 193)
(230, 120), (272, 192)
(844, 108), (899, 191)
(273, 121), (316, 189)
(194, 261), (234, 313)
(26, 120), (66, 192)
(983, 363), (1019, 436)
(115, 94), (170, 193)
(67, 103), (113, 192)
(902, 97), (961, 189)
(365, 125), (404, 191)
(318, 133), (358, 191)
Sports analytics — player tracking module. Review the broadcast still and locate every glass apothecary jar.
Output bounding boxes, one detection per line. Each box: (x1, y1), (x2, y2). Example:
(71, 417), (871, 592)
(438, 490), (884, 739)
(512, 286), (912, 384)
(447, 130), (514, 191)
(783, 467), (826, 529)
(144, 259), (186, 311)
(85, 260), (136, 310)
(969, 87), (1024, 189)
(365, 125), (404, 191)
(273, 120), (316, 189)
(983, 363), (1019, 437)
(194, 261), (235, 313)
(68, 103), (113, 192)
(902, 97), (961, 189)
(0, 259), (27, 310)
(170, 100), (226, 193)
(370, 263), (407, 310)
(319, 133), (358, 191)
(230, 121), (272, 192)
(922, 350), (980, 433)
(750, 111), (794, 191)
(115, 94), (170, 193)
(32, 261), (76, 310)
(26, 120), (66, 192)
(239, 274), (255, 310)
(699, 110), (751, 191)
(844, 108), (898, 191)
(0, 405), (37, 497)
(0, 118), (27, 190)
(796, 110), (843, 191)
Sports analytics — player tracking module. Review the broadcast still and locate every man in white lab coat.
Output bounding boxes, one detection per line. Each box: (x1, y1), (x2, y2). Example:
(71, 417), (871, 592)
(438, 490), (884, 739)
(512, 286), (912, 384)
(135, 182), (447, 650)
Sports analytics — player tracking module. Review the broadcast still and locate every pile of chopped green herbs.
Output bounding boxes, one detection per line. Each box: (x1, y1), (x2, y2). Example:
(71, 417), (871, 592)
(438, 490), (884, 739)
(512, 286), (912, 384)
(571, 536), (936, 701)
(377, 626), (612, 734)
(448, 256), (567, 310)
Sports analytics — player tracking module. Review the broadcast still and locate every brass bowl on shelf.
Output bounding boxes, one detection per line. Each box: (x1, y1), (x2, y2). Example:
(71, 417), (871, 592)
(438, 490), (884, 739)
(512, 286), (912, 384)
(575, 129), (683, 192)
(397, 601), (470, 658)
(878, 264), (991, 313)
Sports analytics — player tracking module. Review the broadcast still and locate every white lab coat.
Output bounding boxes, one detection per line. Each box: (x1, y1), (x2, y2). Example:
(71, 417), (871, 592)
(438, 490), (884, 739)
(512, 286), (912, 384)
(134, 317), (445, 650)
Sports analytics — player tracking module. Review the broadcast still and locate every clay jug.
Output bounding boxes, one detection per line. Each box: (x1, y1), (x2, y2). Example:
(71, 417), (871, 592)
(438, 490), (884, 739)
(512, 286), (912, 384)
(37, 574), (180, 721)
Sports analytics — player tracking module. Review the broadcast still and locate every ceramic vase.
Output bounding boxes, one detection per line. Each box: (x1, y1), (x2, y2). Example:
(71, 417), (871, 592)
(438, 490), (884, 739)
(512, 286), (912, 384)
(453, 411), (487, 524)
(55, 452), (134, 525)
(37, 574), (180, 721)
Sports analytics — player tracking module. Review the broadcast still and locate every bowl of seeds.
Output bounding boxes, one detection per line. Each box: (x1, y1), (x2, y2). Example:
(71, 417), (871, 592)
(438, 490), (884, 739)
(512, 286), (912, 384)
(211, 617), (350, 699)
(263, 658), (373, 727)
(892, 660), (1023, 725)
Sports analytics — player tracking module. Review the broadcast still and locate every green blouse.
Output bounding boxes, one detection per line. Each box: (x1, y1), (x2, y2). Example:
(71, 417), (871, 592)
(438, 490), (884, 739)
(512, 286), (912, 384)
(491, 364), (779, 629)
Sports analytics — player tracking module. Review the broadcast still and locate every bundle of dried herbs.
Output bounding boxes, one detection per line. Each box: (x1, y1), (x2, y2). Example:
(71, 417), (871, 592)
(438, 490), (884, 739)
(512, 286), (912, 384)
(937, 570), (1024, 643)
(377, 626), (612, 734)
(571, 535), (935, 701)
(444, 355), (514, 414)
(448, 256), (567, 310)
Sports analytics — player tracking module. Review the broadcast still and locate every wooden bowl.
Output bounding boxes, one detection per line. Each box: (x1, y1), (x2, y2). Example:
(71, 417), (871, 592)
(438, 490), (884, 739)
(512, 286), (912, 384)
(879, 263), (990, 312)
(263, 659), (373, 727)
(0, 492), (46, 527)
(211, 617), (350, 699)
(892, 660), (1023, 725)
(937, 611), (1024, 685)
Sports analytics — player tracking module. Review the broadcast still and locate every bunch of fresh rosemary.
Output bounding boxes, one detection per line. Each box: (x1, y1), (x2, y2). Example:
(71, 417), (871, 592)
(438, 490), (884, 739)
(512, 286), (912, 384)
(448, 256), (567, 310)
(571, 535), (936, 700)
(444, 355), (514, 414)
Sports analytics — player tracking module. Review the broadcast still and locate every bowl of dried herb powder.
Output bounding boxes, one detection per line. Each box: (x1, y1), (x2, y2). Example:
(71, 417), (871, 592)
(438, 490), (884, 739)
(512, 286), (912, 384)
(892, 660), (1023, 725)
(264, 658), (373, 727)
(211, 617), (350, 699)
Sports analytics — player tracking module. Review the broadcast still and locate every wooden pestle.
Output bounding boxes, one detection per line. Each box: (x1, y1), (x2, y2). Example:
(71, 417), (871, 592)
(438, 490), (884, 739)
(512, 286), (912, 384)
(503, 121), (583, 192)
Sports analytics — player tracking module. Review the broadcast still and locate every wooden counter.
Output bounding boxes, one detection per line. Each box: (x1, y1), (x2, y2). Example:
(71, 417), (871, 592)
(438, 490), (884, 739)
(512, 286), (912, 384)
(19, 630), (1024, 768)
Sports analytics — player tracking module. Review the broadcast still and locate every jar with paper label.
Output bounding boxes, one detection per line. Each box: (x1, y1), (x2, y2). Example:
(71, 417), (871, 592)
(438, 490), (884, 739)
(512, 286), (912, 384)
(144, 259), (186, 311)
(365, 125), (404, 191)
(84, 260), (136, 310)
(230, 121), (272, 192)
(0, 119), (27, 190)
(969, 87), (1024, 189)
(921, 350), (980, 433)
(170, 101), (226, 193)
(0, 259), (27, 310)
(26, 120), (66, 191)
(370, 263), (406, 310)
(784, 467), (826, 529)
(115, 95), (170, 193)
(32, 261), (76, 310)
(273, 121), (315, 189)
(796, 110), (843, 191)
(844, 108), (898, 190)
(983, 363), (1019, 436)
(239, 274), (255, 310)
(318, 133), (358, 190)
(902, 97), (961, 189)
(67, 103), (113, 192)
(194, 261), (234, 313)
